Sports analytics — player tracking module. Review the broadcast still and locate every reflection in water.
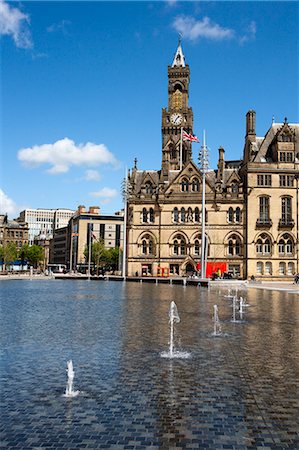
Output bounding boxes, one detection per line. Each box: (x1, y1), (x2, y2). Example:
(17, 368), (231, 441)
(0, 281), (298, 448)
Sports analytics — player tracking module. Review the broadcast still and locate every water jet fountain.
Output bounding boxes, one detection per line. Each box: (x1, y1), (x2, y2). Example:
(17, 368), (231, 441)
(161, 301), (190, 359)
(239, 296), (244, 319)
(213, 304), (222, 336)
(63, 360), (79, 397)
(169, 301), (180, 357)
(232, 296), (237, 323)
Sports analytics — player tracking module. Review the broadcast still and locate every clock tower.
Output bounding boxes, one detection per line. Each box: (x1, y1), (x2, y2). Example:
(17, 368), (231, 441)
(161, 41), (194, 174)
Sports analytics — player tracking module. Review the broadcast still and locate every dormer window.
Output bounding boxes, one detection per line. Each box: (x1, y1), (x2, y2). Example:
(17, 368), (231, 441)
(279, 152), (293, 162)
(145, 183), (153, 195)
(231, 183), (239, 197)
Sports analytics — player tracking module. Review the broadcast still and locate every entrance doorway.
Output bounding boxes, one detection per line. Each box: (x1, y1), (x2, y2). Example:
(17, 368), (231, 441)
(185, 263), (194, 276)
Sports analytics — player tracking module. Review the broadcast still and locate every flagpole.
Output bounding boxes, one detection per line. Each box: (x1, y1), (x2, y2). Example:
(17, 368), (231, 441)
(200, 130), (207, 280)
(69, 221), (73, 272)
(88, 222), (92, 280)
(180, 127), (183, 171)
(122, 167), (128, 279)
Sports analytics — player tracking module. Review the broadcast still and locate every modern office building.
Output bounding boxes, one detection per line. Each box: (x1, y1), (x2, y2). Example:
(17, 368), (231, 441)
(17, 208), (75, 245)
(50, 205), (124, 271)
(125, 41), (299, 281)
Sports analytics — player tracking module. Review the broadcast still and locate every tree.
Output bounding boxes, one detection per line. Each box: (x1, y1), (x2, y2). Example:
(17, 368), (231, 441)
(84, 239), (106, 276)
(103, 247), (120, 271)
(1, 243), (18, 270)
(19, 244), (30, 269)
(26, 245), (44, 269)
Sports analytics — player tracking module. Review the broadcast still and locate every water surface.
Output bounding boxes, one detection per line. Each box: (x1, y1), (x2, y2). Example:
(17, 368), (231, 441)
(0, 280), (298, 449)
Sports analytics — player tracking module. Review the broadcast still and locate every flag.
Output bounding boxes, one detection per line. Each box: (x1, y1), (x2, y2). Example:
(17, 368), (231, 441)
(182, 129), (199, 143)
(91, 231), (97, 241)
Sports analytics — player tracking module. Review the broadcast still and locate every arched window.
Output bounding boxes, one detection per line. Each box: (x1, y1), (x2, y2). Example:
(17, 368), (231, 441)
(194, 239), (200, 256)
(142, 239), (147, 254)
(173, 207), (179, 223)
(174, 83), (182, 92)
(194, 207), (200, 222)
(257, 262), (263, 275)
(227, 234), (242, 256)
(148, 239), (154, 255)
(149, 208), (155, 223)
(264, 238), (271, 254)
(181, 178), (189, 192)
(287, 262), (295, 275)
(265, 262), (272, 275)
(256, 239), (263, 254)
(141, 234), (155, 256)
(187, 207), (193, 222)
(235, 207), (241, 223)
(181, 207), (186, 223)
(279, 262), (286, 275)
(281, 197), (292, 224)
(192, 178), (199, 192)
(228, 207), (234, 223)
(172, 235), (186, 256)
(278, 233), (294, 255)
(142, 208), (148, 223)
(256, 234), (271, 255)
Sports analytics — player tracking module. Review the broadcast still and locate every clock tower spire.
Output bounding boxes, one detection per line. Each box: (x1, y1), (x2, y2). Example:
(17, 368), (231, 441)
(161, 40), (194, 175)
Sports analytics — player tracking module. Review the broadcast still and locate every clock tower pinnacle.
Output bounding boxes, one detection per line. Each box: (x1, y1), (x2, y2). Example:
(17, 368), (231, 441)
(161, 41), (194, 175)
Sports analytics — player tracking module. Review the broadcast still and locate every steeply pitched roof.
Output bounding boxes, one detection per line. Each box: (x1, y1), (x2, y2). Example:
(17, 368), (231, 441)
(253, 123), (299, 162)
(172, 41), (186, 68)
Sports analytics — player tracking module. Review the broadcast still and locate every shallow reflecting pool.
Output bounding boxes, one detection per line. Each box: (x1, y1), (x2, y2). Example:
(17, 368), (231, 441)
(0, 280), (298, 449)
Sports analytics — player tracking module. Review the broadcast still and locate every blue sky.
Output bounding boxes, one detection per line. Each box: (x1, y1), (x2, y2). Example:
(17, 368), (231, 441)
(1, 1), (298, 218)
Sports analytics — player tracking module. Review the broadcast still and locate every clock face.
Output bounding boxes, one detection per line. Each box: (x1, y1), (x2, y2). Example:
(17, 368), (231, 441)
(170, 113), (183, 125)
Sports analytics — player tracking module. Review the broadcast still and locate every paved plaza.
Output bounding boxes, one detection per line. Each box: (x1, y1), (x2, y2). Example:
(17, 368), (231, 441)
(0, 280), (298, 449)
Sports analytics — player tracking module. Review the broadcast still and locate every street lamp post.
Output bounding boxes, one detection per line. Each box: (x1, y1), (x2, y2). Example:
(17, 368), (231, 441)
(122, 171), (131, 279)
(199, 130), (209, 280)
(295, 174), (299, 275)
(87, 222), (92, 280)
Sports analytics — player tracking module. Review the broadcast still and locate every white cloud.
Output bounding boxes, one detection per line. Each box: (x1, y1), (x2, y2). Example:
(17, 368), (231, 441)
(172, 15), (234, 41)
(18, 137), (120, 174)
(84, 170), (101, 181)
(0, 189), (18, 217)
(89, 187), (118, 205)
(0, 0), (32, 49)
(47, 19), (71, 35)
(239, 21), (257, 44)
(165, 0), (178, 7)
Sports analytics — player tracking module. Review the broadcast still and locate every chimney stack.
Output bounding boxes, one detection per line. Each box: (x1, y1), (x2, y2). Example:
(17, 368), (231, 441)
(246, 110), (256, 136)
(88, 206), (100, 215)
(217, 146), (225, 181)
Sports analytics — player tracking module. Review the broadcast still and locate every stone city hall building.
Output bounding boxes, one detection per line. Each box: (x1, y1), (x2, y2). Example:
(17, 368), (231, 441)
(126, 42), (299, 281)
